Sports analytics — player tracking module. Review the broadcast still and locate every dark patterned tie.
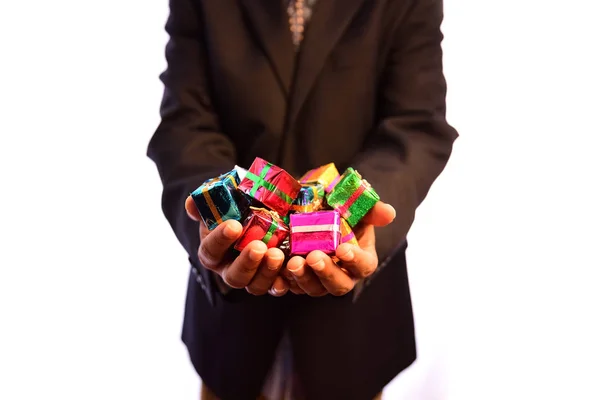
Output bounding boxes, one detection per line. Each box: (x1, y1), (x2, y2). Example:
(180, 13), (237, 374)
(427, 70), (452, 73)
(287, 0), (316, 48)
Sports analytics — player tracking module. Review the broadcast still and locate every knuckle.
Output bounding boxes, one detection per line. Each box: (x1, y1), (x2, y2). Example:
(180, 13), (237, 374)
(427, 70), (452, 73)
(222, 273), (245, 289)
(365, 260), (379, 277)
(357, 268), (372, 279)
(214, 232), (232, 248)
(309, 289), (328, 297)
(237, 262), (259, 276)
(357, 258), (378, 278)
(199, 244), (219, 269)
(296, 275), (312, 285)
(258, 261), (278, 274)
(319, 271), (335, 282)
(281, 271), (295, 281)
(246, 286), (268, 296)
(332, 286), (352, 296)
(197, 251), (215, 270)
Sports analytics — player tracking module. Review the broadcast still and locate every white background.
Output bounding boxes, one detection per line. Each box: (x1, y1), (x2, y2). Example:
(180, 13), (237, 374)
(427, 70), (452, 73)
(1, 0), (599, 399)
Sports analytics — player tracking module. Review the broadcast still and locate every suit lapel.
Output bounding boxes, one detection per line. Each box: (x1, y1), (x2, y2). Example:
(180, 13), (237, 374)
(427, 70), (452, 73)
(238, 0), (296, 95)
(288, 0), (366, 127)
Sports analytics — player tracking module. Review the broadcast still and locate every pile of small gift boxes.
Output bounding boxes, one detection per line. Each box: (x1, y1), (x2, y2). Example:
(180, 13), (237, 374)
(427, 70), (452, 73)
(190, 157), (380, 257)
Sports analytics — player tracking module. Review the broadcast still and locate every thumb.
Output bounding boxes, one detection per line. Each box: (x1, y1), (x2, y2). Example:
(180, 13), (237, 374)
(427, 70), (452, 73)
(185, 196), (201, 221)
(359, 202), (396, 227)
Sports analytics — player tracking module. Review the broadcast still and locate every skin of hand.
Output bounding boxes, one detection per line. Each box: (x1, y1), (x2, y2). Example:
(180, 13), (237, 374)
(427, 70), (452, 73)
(281, 202), (396, 297)
(185, 197), (290, 297)
(185, 197), (395, 298)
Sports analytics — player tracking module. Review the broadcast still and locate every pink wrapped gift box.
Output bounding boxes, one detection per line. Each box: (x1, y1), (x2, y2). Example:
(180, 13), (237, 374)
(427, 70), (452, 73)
(289, 210), (341, 256)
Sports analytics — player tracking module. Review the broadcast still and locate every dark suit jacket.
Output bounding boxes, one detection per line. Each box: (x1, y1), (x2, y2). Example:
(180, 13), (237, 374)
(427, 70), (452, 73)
(147, 0), (458, 399)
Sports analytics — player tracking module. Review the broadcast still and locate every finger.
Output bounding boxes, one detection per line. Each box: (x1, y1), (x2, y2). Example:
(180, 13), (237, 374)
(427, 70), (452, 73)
(197, 220), (243, 271)
(222, 240), (267, 288)
(289, 286), (306, 295)
(185, 196), (201, 221)
(360, 202), (396, 227)
(199, 222), (210, 240)
(287, 256), (327, 297)
(246, 248), (285, 295)
(269, 276), (290, 297)
(305, 251), (356, 296)
(353, 224), (376, 250)
(280, 268), (306, 295)
(335, 243), (378, 279)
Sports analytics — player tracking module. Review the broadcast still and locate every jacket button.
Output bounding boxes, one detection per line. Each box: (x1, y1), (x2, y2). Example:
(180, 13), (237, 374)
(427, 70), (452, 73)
(196, 274), (207, 290)
(192, 267), (207, 291)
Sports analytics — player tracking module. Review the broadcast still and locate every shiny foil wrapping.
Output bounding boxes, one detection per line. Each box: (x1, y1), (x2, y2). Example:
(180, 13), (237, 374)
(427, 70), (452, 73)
(325, 168), (380, 227)
(234, 207), (290, 251)
(190, 169), (248, 230)
(291, 183), (325, 213)
(234, 165), (248, 181)
(290, 210), (341, 256)
(340, 218), (359, 246)
(278, 236), (291, 255)
(238, 157), (302, 216)
(299, 163), (340, 193)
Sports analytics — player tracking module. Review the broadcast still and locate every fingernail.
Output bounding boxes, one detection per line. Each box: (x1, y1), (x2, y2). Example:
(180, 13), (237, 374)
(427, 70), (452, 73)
(223, 223), (239, 239)
(288, 265), (304, 276)
(266, 256), (283, 271)
(284, 273), (295, 281)
(308, 259), (326, 272)
(388, 205), (397, 219)
(249, 249), (266, 262)
(270, 287), (286, 296)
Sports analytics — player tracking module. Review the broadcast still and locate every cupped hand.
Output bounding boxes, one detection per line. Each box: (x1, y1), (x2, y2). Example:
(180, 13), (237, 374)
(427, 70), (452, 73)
(284, 201), (396, 297)
(185, 196), (289, 296)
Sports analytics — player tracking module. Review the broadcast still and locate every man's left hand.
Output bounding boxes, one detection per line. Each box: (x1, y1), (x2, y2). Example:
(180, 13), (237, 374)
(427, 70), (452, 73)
(282, 202), (396, 297)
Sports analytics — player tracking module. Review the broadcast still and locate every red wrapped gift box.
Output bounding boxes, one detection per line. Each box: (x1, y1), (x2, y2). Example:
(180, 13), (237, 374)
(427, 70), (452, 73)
(238, 157), (301, 216)
(234, 207), (289, 251)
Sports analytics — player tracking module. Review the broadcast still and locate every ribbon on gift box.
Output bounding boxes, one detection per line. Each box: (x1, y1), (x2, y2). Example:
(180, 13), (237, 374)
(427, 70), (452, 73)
(201, 174), (238, 225)
(245, 163), (294, 205)
(262, 216), (279, 244)
(326, 175), (341, 192)
(339, 218), (358, 245)
(247, 206), (284, 245)
(335, 184), (366, 220)
(341, 231), (356, 243)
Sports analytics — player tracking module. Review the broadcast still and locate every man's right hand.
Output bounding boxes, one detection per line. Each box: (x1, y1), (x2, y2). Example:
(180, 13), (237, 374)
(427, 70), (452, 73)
(185, 196), (289, 296)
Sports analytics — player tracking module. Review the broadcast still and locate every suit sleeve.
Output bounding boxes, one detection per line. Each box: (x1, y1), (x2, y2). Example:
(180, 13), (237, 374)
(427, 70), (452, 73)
(354, 0), (459, 266)
(147, 0), (236, 297)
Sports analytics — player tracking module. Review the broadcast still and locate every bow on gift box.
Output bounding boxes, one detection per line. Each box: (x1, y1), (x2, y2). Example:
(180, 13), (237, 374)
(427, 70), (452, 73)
(261, 212), (280, 244)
